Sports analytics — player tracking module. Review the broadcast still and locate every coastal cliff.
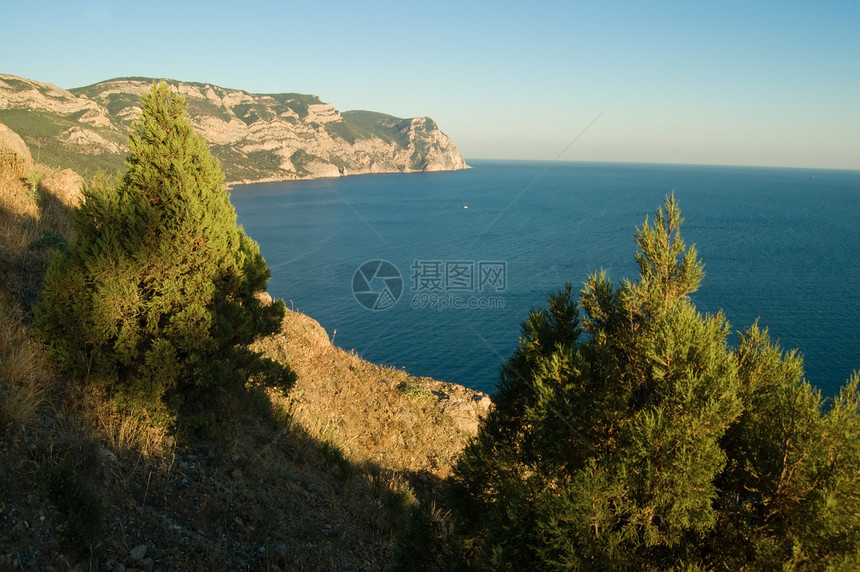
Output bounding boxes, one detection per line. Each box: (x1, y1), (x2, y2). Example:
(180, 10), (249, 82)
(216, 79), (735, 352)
(0, 74), (469, 183)
(0, 137), (487, 569)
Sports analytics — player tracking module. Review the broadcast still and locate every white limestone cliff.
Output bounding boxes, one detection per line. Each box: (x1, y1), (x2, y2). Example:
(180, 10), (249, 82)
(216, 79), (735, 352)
(0, 74), (470, 183)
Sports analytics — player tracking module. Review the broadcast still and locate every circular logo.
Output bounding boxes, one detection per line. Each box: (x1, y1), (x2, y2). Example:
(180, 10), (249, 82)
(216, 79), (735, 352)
(352, 260), (403, 311)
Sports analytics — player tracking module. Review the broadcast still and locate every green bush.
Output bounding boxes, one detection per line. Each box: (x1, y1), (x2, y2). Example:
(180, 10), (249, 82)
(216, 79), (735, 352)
(35, 82), (294, 421)
(446, 194), (860, 570)
(26, 169), (44, 202)
(31, 230), (68, 252)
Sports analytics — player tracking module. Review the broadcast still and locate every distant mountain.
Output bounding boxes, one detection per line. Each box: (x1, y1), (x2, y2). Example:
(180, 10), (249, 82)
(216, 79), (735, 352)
(0, 74), (469, 183)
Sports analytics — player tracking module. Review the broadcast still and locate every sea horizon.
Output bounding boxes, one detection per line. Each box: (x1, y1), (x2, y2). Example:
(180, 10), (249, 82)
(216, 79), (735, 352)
(231, 160), (859, 396)
(226, 159), (860, 191)
(461, 157), (860, 174)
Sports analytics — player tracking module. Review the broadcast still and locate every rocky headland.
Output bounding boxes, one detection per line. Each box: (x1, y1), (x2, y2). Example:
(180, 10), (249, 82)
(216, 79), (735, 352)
(0, 74), (469, 184)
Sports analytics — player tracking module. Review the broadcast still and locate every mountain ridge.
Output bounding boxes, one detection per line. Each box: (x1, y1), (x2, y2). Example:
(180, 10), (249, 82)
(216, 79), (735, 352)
(0, 74), (469, 183)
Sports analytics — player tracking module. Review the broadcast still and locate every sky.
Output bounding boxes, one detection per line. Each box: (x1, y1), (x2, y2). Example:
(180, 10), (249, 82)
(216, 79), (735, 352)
(2, 0), (858, 169)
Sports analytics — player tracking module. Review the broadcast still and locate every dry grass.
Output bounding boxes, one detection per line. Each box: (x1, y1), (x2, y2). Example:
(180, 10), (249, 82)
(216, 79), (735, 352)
(0, 148), (31, 175)
(0, 290), (50, 432)
(0, 163), (69, 433)
(0, 165), (40, 250)
(254, 308), (490, 480)
(70, 384), (172, 457)
(0, 161), (78, 312)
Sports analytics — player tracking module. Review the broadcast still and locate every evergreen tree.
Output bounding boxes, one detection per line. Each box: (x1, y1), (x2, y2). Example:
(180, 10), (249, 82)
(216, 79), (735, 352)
(448, 194), (859, 570)
(36, 81), (292, 418)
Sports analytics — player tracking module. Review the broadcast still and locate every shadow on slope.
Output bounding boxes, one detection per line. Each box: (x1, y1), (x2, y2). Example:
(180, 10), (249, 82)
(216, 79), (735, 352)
(0, 164), (487, 570)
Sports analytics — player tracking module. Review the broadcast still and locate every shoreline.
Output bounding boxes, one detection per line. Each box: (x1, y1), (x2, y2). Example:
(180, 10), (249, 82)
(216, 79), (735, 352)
(225, 162), (472, 190)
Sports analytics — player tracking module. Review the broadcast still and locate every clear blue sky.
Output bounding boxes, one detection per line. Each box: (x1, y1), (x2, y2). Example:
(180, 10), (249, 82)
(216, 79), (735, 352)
(2, 0), (858, 169)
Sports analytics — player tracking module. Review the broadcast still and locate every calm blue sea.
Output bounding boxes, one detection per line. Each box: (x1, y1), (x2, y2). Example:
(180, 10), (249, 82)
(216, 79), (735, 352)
(230, 161), (860, 397)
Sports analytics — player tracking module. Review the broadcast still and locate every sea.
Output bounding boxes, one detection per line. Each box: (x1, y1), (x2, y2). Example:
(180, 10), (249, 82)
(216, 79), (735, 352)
(229, 160), (860, 397)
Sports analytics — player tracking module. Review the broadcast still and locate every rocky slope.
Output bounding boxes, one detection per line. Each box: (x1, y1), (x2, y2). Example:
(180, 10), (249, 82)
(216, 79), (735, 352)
(0, 74), (469, 183)
(0, 128), (488, 569)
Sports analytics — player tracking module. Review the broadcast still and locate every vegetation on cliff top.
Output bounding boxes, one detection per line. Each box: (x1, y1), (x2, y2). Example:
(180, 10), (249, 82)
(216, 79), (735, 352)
(34, 82), (293, 423)
(425, 195), (860, 570)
